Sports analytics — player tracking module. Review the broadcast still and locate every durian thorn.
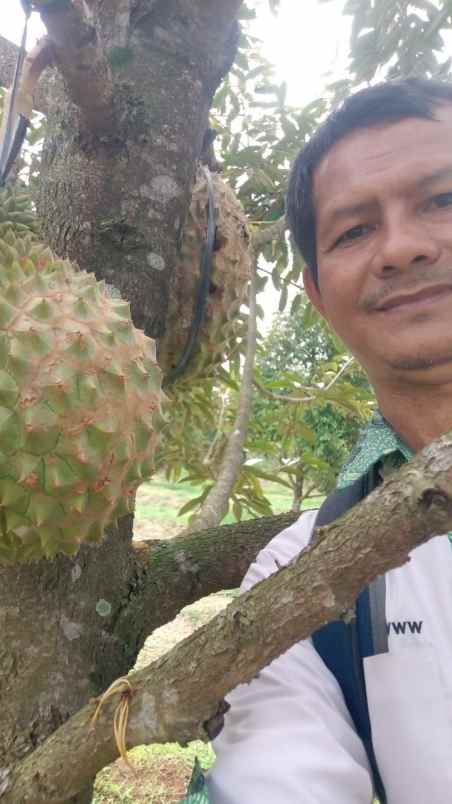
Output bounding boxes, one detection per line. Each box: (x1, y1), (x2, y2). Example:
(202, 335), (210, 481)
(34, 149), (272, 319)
(23, 472), (39, 489)
(90, 677), (135, 771)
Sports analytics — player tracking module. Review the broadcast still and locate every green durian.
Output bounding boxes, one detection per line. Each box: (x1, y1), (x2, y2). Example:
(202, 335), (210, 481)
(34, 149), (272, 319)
(0, 229), (163, 563)
(0, 186), (39, 239)
(158, 169), (252, 382)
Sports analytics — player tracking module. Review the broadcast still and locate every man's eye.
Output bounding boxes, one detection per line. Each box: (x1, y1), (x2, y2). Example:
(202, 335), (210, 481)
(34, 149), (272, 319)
(430, 191), (452, 209)
(334, 224), (369, 247)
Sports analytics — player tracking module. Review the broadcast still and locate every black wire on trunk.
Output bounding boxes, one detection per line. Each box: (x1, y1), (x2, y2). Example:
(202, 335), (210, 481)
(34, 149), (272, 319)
(0, 3), (31, 186)
(164, 166), (217, 386)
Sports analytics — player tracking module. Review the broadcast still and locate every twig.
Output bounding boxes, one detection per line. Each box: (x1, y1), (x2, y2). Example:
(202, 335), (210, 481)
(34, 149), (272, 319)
(254, 377), (314, 404)
(257, 263), (304, 293)
(187, 252), (259, 531)
(323, 356), (355, 391)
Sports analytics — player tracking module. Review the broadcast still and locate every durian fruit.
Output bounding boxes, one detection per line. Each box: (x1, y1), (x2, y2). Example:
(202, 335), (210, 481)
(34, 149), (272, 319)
(0, 230), (163, 563)
(158, 169), (252, 381)
(0, 185), (38, 238)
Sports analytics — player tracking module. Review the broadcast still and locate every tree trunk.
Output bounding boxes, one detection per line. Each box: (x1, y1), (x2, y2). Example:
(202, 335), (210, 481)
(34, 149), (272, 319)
(0, 1), (243, 799)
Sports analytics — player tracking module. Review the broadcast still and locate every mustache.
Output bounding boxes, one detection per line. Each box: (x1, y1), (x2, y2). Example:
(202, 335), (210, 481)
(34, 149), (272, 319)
(361, 270), (452, 312)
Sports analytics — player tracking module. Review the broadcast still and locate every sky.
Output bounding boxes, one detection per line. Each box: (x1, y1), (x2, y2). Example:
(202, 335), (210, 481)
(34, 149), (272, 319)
(2, 0), (350, 102)
(0, 0), (350, 323)
(2, 0), (350, 101)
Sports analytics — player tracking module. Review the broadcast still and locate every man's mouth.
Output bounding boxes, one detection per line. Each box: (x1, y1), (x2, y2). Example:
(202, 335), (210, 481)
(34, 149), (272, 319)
(373, 284), (452, 312)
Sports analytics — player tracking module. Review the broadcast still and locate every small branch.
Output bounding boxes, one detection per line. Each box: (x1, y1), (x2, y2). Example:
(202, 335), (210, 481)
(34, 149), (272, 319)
(254, 359), (357, 407)
(10, 37), (54, 120)
(203, 391), (228, 466)
(251, 215), (287, 249)
(34, 0), (116, 132)
(0, 35), (50, 114)
(257, 262), (304, 293)
(254, 377), (314, 404)
(186, 254), (259, 531)
(4, 430), (452, 801)
(323, 356), (355, 391)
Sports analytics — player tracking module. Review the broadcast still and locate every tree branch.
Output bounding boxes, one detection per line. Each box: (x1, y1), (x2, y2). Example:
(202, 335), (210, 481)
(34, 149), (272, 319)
(3, 431), (452, 801)
(0, 35), (51, 114)
(186, 255), (258, 532)
(34, 0), (116, 132)
(113, 510), (298, 649)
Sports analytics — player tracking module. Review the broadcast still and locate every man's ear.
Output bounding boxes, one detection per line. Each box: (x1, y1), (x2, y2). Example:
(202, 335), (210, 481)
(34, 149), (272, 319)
(303, 267), (327, 318)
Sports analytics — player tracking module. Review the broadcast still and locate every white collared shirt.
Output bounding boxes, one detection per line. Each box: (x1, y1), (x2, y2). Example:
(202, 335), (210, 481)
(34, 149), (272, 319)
(207, 509), (452, 803)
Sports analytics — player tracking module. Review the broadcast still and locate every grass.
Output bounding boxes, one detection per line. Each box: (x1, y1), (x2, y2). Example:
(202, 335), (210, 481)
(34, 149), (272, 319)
(135, 475), (323, 526)
(93, 742), (214, 804)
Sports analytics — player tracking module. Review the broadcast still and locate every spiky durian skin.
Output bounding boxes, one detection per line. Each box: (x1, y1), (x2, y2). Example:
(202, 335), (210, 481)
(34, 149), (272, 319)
(0, 231), (163, 563)
(158, 170), (252, 380)
(0, 186), (38, 239)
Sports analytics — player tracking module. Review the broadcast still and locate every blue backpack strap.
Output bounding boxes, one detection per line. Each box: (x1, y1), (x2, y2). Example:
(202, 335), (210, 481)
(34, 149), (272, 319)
(311, 470), (387, 803)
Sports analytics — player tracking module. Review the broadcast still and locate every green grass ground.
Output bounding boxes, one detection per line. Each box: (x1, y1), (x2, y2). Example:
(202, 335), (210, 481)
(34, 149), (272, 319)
(135, 475), (323, 526)
(94, 742), (214, 804)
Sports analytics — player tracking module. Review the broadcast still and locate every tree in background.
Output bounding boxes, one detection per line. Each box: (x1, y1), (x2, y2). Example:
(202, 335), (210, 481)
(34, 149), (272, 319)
(250, 305), (373, 510)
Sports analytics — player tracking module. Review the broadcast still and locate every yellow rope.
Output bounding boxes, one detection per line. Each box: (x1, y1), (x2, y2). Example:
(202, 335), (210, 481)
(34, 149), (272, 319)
(90, 677), (135, 770)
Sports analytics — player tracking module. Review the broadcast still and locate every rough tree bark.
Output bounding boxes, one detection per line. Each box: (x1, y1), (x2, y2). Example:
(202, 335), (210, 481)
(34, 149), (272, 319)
(2, 430), (452, 802)
(0, 1), (244, 801)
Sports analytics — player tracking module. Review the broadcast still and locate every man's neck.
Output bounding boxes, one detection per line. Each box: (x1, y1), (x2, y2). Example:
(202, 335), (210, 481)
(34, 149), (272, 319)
(376, 383), (452, 453)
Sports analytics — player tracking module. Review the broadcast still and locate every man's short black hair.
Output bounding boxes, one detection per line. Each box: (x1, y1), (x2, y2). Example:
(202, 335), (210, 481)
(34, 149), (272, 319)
(287, 78), (452, 287)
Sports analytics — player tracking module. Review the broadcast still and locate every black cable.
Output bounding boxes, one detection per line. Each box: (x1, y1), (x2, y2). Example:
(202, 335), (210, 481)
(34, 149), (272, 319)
(0, 3), (30, 186)
(164, 167), (217, 386)
(1, 117), (30, 184)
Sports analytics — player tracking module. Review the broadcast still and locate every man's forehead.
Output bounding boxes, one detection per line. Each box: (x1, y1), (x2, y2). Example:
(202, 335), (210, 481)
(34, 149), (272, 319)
(313, 103), (452, 207)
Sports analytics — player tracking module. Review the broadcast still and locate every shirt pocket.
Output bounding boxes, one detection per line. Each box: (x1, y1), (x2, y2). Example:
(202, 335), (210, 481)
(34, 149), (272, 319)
(364, 644), (452, 803)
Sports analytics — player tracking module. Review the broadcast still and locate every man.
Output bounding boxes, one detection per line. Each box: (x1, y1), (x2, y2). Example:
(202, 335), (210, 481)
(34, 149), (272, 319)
(194, 78), (452, 803)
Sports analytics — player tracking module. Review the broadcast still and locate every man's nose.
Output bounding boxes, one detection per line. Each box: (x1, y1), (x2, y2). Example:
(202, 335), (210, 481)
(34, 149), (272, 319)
(372, 216), (440, 276)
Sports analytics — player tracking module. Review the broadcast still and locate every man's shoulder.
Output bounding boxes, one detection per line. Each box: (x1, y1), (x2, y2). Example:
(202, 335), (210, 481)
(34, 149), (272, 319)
(241, 508), (318, 592)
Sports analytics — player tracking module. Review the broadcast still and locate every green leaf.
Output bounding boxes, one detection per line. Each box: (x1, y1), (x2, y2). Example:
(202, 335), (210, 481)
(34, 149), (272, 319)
(290, 294), (302, 316)
(177, 497), (203, 517)
(232, 500), (243, 521)
(278, 285), (288, 312)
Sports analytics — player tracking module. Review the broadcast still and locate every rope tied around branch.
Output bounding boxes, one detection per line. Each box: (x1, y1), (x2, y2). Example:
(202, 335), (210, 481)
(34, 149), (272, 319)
(90, 677), (135, 770)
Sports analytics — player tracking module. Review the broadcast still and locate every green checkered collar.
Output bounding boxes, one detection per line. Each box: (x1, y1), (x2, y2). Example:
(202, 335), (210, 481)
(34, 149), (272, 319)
(337, 410), (413, 489)
(338, 412), (452, 548)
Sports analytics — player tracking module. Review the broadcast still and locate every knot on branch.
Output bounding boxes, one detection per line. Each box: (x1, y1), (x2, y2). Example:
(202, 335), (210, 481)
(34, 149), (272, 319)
(419, 486), (452, 516)
(203, 699), (230, 740)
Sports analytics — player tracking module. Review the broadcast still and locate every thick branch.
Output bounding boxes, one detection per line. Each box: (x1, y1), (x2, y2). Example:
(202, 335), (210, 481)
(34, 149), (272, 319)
(0, 35), (50, 114)
(4, 431), (452, 802)
(187, 256), (258, 531)
(114, 511), (298, 649)
(34, 0), (115, 132)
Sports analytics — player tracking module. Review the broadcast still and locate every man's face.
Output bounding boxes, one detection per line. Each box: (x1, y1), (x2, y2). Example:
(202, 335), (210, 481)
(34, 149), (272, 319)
(304, 103), (452, 390)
